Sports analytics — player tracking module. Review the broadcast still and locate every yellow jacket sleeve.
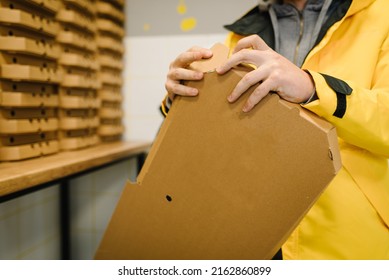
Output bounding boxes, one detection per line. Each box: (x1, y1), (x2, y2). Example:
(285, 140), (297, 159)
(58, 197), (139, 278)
(302, 35), (389, 158)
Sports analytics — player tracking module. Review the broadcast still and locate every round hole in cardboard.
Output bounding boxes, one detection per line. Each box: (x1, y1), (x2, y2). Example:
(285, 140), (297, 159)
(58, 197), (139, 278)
(166, 195), (172, 202)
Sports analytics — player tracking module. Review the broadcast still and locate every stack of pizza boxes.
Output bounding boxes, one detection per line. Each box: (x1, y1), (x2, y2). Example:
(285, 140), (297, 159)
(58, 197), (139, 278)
(0, 0), (61, 161)
(96, 0), (124, 142)
(56, 0), (100, 151)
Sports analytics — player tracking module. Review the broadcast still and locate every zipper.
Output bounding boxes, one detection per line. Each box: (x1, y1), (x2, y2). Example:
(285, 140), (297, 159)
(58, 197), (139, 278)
(293, 11), (304, 65)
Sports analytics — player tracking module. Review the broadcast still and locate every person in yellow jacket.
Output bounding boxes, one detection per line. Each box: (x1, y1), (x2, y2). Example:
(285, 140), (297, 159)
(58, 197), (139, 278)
(162, 0), (389, 259)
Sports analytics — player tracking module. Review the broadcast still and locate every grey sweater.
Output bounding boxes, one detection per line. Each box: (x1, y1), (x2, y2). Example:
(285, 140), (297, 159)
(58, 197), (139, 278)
(268, 0), (332, 67)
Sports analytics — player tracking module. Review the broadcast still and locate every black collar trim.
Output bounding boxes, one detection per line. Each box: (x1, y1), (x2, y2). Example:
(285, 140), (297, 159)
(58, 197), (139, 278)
(223, 7), (271, 36)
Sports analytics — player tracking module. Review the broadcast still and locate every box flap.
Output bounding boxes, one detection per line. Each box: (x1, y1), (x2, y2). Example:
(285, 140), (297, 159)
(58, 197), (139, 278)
(96, 44), (341, 260)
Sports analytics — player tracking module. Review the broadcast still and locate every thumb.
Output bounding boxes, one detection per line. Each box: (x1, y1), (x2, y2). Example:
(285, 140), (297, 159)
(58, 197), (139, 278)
(233, 35), (270, 54)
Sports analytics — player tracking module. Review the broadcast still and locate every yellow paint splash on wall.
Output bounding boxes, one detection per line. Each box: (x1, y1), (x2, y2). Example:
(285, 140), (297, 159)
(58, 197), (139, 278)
(177, 0), (187, 15)
(180, 17), (197, 32)
(143, 23), (151, 31)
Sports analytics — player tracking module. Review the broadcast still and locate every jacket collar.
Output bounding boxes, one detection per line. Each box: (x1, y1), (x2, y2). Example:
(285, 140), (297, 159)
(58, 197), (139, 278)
(224, 7), (271, 36)
(346, 0), (375, 18)
(224, 6), (276, 49)
(224, 0), (360, 49)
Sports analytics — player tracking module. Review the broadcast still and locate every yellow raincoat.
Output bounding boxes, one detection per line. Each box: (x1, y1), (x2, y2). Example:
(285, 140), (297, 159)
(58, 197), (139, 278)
(225, 0), (389, 259)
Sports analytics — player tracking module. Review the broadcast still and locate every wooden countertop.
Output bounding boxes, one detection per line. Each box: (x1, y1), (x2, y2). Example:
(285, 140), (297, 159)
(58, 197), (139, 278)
(0, 141), (151, 197)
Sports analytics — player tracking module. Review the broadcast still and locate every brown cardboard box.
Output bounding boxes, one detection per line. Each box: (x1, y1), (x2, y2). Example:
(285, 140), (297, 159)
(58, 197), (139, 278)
(95, 43), (341, 260)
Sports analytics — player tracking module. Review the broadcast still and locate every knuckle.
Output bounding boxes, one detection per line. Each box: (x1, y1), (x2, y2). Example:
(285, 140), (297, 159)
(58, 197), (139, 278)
(239, 48), (251, 57)
(164, 81), (170, 91)
(166, 71), (173, 80)
(189, 52), (197, 61)
(191, 51), (202, 61)
(171, 83), (181, 93)
(271, 57), (282, 68)
(252, 88), (261, 99)
(171, 53), (186, 67)
(271, 69), (281, 81)
(170, 68), (180, 79)
(252, 88), (263, 98)
(241, 73), (253, 84)
(254, 83), (269, 98)
(177, 55), (186, 65)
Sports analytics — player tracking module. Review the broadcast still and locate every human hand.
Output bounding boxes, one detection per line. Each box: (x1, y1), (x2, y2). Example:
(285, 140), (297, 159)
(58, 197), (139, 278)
(165, 46), (213, 101)
(216, 35), (315, 112)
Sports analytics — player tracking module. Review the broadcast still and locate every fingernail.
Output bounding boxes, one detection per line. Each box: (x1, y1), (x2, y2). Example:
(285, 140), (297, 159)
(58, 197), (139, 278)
(242, 104), (250, 113)
(227, 95), (234, 102)
(195, 72), (203, 79)
(189, 88), (198, 95)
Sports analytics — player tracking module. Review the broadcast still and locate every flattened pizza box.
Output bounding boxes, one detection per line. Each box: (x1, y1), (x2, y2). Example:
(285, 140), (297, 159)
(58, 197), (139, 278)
(95, 43), (341, 260)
